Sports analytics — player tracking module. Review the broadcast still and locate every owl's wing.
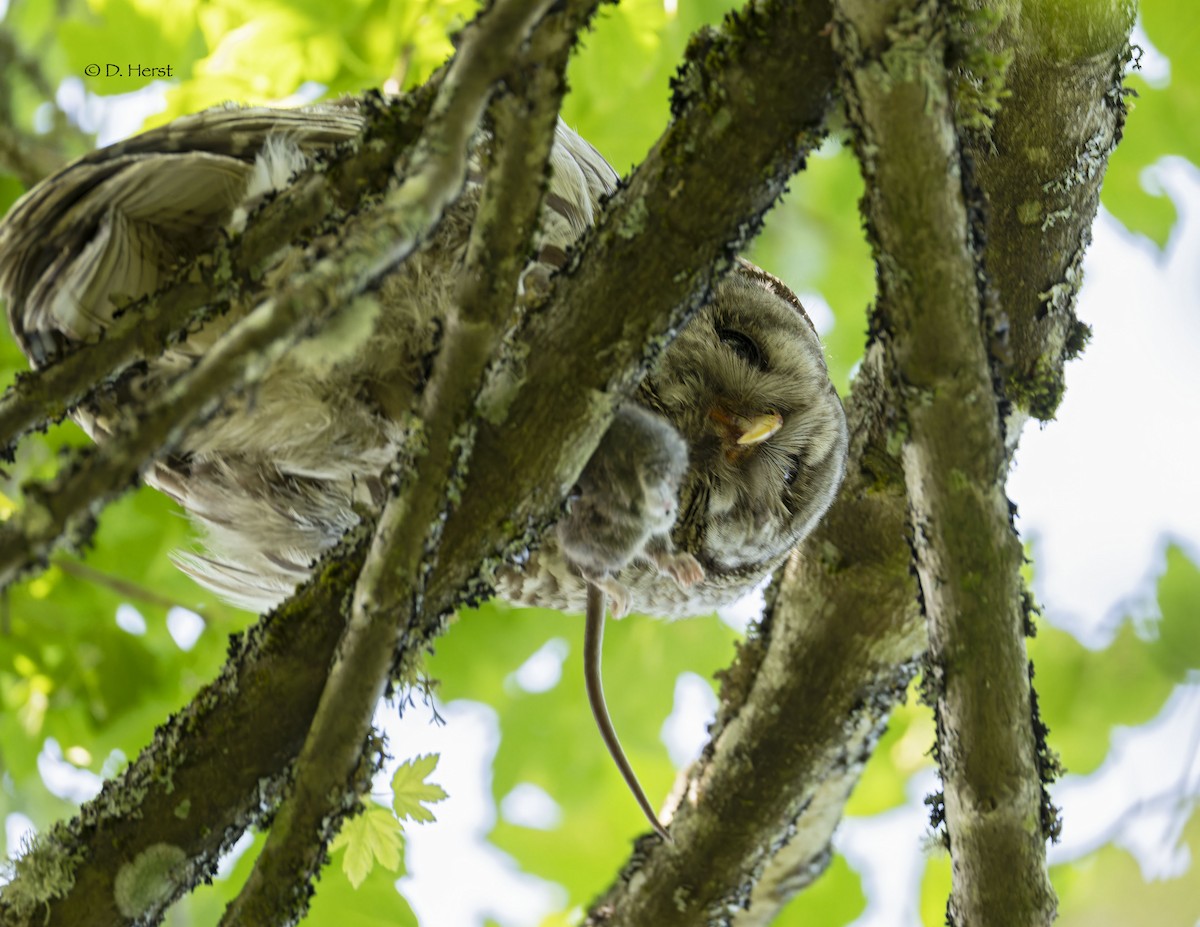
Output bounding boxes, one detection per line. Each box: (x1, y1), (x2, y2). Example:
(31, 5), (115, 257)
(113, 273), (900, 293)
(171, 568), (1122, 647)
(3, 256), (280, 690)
(536, 123), (620, 270)
(0, 104), (365, 366)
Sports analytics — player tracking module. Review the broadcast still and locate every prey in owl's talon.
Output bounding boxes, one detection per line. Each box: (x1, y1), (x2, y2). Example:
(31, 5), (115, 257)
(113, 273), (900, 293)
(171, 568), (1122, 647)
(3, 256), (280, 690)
(555, 402), (690, 614)
(0, 100), (850, 845)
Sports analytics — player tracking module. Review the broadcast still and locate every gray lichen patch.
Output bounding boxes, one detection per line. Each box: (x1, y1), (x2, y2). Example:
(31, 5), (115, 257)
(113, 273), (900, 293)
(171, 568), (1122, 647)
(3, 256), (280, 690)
(1, 834), (81, 925)
(290, 295), (383, 375)
(616, 197), (648, 240)
(113, 843), (187, 919)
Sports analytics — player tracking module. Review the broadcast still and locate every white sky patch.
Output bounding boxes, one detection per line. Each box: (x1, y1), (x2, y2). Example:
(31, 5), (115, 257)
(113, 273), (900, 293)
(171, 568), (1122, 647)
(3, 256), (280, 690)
(798, 290), (837, 335)
(508, 638), (569, 694)
(215, 831), (256, 879)
(3, 813), (35, 864)
(115, 603), (147, 636)
(274, 81), (328, 108)
(100, 748), (128, 780)
(836, 770), (939, 927)
(166, 606), (205, 651)
(500, 783), (562, 831)
(54, 76), (169, 147)
(37, 738), (102, 804)
(379, 698), (566, 927)
(717, 575), (768, 633)
(660, 672), (718, 768)
(1009, 160), (1200, 647)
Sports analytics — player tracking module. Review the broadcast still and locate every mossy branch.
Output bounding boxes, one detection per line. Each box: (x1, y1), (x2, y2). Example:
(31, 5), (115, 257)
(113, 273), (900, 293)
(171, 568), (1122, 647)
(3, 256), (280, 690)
(220, 0), (584, 921)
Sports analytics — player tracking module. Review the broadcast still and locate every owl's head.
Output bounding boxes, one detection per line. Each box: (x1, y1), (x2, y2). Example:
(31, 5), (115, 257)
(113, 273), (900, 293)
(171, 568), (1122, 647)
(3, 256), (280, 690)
(644, 261), (849, 575)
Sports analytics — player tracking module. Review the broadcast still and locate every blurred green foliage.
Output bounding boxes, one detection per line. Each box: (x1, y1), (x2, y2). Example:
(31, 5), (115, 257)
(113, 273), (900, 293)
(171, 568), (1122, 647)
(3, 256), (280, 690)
(1102, 0), (1200, 245)
(0, 0), (1197, 925)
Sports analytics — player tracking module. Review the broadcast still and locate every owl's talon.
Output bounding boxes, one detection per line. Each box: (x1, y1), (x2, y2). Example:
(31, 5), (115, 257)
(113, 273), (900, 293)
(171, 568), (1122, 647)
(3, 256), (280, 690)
(595, 575), (632, 618)
(653, 550), (704, 588)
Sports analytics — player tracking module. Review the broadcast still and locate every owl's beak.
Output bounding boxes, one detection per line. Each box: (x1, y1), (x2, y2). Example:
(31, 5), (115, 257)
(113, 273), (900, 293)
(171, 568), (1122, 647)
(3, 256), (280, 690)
(708, 408), (783, 458)
(736, 412), (784, 446)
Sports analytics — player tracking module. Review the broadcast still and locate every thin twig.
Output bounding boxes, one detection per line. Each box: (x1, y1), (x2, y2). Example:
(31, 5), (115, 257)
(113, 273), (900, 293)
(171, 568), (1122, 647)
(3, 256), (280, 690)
(52, 557), (188, 611)
(0, 29), (85, 185)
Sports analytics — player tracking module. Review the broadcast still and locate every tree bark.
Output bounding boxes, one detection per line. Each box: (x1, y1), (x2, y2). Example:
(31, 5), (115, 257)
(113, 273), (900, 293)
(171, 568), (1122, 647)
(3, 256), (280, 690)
(0, 0), (1136, 924)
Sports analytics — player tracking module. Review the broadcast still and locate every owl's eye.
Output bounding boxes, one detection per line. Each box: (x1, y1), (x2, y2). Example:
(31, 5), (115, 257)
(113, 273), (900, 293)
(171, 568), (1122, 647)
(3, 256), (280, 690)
(716, 328), (766, 370)
(783, 454), (802, 487)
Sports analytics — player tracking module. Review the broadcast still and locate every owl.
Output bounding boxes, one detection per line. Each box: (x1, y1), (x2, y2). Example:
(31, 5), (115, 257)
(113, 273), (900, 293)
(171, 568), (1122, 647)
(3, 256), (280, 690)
(0, 97), (849, 835)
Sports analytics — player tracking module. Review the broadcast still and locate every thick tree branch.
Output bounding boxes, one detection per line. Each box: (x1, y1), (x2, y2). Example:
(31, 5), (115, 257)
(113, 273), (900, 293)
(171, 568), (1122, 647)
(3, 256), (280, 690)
(965, 0), (1135, 420)
(833, 0), (1056, 922)
(220, 0), (581, 921)
(0, 526), (374, 927)
(820, 0), (1129, 923)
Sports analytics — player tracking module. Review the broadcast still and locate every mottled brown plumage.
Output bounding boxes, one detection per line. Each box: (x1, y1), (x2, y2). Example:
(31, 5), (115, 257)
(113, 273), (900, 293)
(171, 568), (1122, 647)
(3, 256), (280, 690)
(0, 99), (848, 618)
(0, 98), (849, 836)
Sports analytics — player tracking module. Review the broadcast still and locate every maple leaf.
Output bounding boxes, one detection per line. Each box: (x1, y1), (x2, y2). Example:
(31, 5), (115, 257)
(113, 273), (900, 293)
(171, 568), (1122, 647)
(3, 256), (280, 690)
(391, 753), (449, 823)
(330, 806), (404, 889)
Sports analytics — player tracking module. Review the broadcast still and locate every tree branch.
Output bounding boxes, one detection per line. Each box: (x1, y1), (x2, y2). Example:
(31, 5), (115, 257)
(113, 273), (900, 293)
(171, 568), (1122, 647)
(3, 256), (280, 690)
(220, 0), (584, 921)
(965, 0), (1136, 421)
(0, 525), (373, 927)
(833, 0), (1057, 922)
(822, 0), (1130, 923)
(0, 28), (85, 186)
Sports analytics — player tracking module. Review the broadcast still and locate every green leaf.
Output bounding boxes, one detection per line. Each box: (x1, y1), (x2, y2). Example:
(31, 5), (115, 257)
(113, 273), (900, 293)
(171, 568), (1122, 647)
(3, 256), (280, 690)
(919, 851), (952, 925)
(330, 805), (405, 889)
(390, 753), (448, 823)
(563, 0), (745, 170)
(57, 0), (205, 94)
(0, 175), (26, 214)
(773, 853), (867, 927)
(1147, 545), (1200, 679)
(308, 854), (419, 927)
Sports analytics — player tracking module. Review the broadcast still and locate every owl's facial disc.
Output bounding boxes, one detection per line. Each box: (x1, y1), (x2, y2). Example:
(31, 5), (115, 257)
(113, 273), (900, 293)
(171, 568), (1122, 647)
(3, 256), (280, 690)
(707, 407), (783, 460)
